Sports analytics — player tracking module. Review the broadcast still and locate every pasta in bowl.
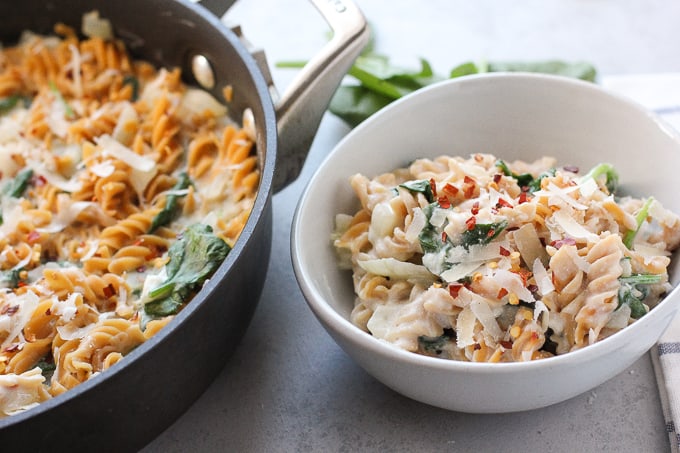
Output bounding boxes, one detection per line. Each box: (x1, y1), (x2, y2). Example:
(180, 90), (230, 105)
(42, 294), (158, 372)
(291, 73), (680, 412)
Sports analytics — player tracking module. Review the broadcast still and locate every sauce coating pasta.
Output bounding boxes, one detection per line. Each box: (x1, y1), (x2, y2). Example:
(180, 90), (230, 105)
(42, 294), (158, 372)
(334, 153), (680, 363)
(0, 15), (259, 415)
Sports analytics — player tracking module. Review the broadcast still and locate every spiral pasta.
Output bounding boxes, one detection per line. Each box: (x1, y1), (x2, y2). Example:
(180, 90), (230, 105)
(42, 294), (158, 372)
(334, 153), (680, 363)
(0, 14), (259, 416)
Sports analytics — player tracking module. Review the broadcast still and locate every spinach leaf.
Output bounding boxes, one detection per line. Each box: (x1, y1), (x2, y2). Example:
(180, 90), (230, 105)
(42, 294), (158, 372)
(123, 75), (139, 101)
(581, 163), (619, 194)
(142, 223), (230, 328)
(418, 202), (446, 254)
(495, 159), (555, 192)
(148, 172), (192, 233)
(0, 269), (23, 288)
(418, 330), (454, 354)
(279, 35), (597, 127)
(623, 197), (654, 249)
(461, 220), (508, 249)
(399, 179), (435, 203)
(3, 168), (34, 198)
(617, 273), (663, 319)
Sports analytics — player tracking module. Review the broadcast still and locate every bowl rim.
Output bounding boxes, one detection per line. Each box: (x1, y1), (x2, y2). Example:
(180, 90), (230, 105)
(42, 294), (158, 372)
(291, 72), (680, 374)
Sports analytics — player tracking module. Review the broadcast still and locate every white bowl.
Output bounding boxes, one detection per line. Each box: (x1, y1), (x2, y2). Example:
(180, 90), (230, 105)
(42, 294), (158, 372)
(291, 73), (680, 413)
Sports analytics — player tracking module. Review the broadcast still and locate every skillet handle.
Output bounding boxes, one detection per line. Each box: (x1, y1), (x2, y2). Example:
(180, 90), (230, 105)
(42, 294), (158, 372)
(272, 0), (369, 192)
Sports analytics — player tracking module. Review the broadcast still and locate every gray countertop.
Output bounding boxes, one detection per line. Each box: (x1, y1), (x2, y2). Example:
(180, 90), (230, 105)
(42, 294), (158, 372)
(143, 1), (680, 451)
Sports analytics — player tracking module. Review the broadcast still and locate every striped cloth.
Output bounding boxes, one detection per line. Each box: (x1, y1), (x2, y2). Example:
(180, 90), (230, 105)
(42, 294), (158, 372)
(602, 73), (680, 453)
(652, 314), (680, 453)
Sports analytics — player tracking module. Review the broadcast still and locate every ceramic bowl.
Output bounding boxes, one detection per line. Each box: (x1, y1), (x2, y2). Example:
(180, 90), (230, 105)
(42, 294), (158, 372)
(291, 73), (680, 413)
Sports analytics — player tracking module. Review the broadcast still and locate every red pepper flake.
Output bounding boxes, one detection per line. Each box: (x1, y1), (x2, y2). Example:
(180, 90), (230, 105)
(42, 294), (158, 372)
(45, 308), (52, 316)
(437, 196), (451, 209)
(102, 284), (116, 299)
(473, 343), (481, 350)
(471, 201), (480, 215)
(27, 230), (41, 244)
(550, 237), (576, 249)
(429, 178), (438, 198)
(563, 165), (579, 174)
(499, 246), (511, 256)
(17, 281), (26, 288)
(442, 183), (458, 197)
(527, 284), (539, 293)
(493, 173), (502, 184)
(465, 216), (476, 231)
(496, 198), (512, 209)
(441, 231), (448, 243)
(518, 192), (531, 204)
(486, 228), (496, 238)
(500, 340), (513, 349)
(448, 284), (463, 298)
(3, 343), (22, 353)
(34, 175), (47, 187)
(1, 305), (19, 315)
(463, 176), (477, 197)
(513, 268), (533, 286)
(497, 287), (509, 299)
(531, 331), (540, 341)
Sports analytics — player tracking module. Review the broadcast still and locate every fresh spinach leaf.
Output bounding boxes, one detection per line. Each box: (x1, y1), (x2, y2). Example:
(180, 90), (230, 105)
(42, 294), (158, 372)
(617, 273), (663, 319)
(148, 172), (192, 233)
(418, 202), (446, 254)
(623, 197), (653, 249)
(142, 223), (230, 328)
(495, 159), (555, 192)
(123, 75), (139, 101)
(461, 220), (508, 249)
(0, 269), (22, 288)
(418, 330), (454, 354)
(399, 179), (435, 203)
(581, 163), (619, 194)
(3, 168), (33, 198)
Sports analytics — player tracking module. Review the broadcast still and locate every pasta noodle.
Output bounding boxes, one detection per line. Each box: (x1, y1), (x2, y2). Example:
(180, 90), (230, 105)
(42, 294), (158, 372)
(334, 153), (680, 363)
(0, 14), (259, 416)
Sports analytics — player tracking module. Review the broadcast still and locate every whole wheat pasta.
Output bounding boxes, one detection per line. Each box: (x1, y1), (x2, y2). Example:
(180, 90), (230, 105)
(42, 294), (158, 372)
(0, 14), (259, 417)
(334, 153), (680, 363)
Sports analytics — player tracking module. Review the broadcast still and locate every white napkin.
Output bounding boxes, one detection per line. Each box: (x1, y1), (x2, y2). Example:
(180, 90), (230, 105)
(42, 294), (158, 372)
(602, 73), (680, 453)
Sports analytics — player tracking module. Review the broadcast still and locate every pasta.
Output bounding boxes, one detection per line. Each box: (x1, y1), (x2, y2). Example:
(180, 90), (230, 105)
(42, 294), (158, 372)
(0, 13), (259, 416)
(334, 153), (680, 363)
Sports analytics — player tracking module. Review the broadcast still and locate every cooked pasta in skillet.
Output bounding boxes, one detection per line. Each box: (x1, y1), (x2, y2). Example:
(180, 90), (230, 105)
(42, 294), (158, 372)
(0, 13), (259, 415)
(334, 153), (680, 362)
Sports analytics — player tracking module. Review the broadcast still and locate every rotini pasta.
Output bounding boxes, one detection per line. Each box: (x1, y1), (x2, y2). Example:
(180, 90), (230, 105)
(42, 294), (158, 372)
(0, 13), (259, 417)
(334, 153), (680, 363)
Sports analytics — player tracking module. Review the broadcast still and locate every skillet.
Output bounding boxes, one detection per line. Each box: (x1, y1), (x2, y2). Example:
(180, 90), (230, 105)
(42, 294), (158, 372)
(0, 0), (368, 450)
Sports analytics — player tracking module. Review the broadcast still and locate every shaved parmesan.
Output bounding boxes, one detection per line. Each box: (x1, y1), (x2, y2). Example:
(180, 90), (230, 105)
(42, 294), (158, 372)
(358, 258), (435, 283)
(456, 306), (476, 348)
(27, 160), (82, 192)
(405, 208), (426, 244)
(178, 88), (228, 121)
(538, 182), (588, 210)
(89, 160), (115, 177)
(0, 290), (39, 350)
(532, 258), (554, 295)
(513, 223), (549, 267)
(366, 304), (401, 339)
(552, 209), (599, 242)
(493, 269), (535, 302)
(97, 135), (155, 172)
(440, 261), (482, 283)
(469, 299), (503, 341)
